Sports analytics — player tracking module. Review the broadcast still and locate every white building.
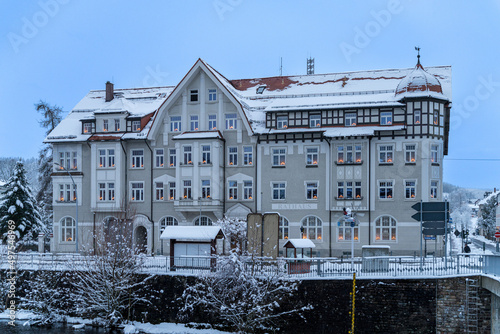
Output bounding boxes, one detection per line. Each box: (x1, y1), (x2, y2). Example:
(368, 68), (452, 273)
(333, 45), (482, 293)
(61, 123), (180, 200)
(47, 58), (452, 256)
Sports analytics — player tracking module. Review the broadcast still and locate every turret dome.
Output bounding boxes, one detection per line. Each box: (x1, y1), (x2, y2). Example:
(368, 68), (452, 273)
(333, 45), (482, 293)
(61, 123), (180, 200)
(395, 62), (444, 99)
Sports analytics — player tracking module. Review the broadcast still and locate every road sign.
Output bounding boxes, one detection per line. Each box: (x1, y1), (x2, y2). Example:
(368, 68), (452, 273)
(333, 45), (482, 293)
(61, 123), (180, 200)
(412, 211), (447, 222)
(422, 228), (445, 235)
(422, 221), (445, 229)
(424, 235), (436, 240)
(495, 231), (500, 238)
(411, 202), (449, 212)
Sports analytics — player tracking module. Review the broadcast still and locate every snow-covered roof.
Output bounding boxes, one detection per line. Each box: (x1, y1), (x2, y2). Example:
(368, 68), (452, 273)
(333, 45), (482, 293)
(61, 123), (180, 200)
(202, 59), (451, 134)
(172, 131), (223, 140)
(283, 239), (316, 249)
(160, 226), (225, 241)
(45, 86), (174, 143)
(477, 191), (500, 206)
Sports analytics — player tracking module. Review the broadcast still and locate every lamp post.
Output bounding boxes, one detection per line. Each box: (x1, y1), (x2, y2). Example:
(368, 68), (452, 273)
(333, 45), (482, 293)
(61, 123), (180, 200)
(54, 162), (78, 253)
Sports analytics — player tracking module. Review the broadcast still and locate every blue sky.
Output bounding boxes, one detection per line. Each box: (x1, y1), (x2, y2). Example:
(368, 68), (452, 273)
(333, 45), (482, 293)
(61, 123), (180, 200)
(1, 0), (499, 189)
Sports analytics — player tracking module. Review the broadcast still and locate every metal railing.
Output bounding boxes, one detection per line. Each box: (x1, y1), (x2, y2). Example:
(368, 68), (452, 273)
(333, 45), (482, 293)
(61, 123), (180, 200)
(0, 252), (491, 279)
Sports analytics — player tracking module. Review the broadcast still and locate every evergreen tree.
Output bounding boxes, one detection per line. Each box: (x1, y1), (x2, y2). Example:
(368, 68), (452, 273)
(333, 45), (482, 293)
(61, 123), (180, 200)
(35, 100), (62, 236)
(478, 196), (497, 238)
(0, 161), (42, 246)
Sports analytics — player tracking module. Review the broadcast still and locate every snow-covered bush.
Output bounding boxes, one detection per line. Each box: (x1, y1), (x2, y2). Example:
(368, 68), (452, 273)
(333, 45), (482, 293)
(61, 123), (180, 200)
(179, 250), (311, 333)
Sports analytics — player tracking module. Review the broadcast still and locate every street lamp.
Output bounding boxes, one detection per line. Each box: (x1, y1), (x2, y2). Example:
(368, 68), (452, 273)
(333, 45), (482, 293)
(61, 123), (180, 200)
(54, 162), (78, 253)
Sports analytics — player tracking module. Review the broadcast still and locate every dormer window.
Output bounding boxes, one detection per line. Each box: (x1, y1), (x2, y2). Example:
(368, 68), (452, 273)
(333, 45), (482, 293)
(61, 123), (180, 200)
(345, 112), (357, 127)
(83, 122), (95, 134)
(256, 86), (266, 94)
(190, 89), (199, 102)
(132, 120), (141, 132)
(277, 116), (288, 129)
(103, 120), (109, 132)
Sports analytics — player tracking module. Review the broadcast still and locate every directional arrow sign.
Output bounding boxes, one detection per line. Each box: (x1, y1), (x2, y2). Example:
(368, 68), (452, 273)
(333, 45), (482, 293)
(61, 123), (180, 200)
(422, 221), (445, 229)
(412, 211), (447, 222)
(422, 228), (445, 235)
(411, 202), (449, 212)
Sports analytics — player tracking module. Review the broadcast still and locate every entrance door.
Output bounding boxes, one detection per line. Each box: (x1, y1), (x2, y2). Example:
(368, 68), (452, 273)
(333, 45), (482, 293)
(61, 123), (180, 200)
(134, 226), (147, 253)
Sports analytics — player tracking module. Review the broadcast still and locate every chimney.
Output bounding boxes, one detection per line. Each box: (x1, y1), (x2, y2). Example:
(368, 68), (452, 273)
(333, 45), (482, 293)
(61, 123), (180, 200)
(105, 81), (114, 102)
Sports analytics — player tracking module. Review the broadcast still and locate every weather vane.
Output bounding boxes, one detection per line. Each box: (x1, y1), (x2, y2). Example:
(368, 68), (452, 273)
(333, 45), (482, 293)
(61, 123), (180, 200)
(415, 46), (421, 65)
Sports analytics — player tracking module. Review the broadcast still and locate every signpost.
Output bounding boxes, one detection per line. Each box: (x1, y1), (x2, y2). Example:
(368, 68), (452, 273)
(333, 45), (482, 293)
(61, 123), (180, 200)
(411, 201), (450, 269)
(495, 231), (500, 253)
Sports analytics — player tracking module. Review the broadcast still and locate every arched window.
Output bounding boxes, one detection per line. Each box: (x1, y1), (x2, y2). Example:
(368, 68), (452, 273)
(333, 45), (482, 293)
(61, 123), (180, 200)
(159, 216), (178, 233)
(194, 216), (213, 226)
(301, 216), (322, 240)
(279, 216), (289, 240)
(375, 216), (397, 241)
(60, 217), (75, 242)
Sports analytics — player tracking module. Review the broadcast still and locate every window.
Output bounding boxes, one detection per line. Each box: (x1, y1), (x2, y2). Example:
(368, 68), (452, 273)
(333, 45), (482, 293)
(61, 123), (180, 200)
(243, 146), (253, 166)
(272, 148), (286, 166)
(345, 112), (357, 126)
(272, 182), (286, 200)
(208, 88), (217, 101)
(306, 147), (318, 166)
(225, 113), (237, 130)
(208, 114), (217, 130)
(301, 216), (322, 240)
(201, 145), (211, 164)
(228, 181), (238, 200)
(183, 180), (192, 199)
(194, 216), (213, 226)
(155, 182), (164, 201)
(338, 221), (359, 242)
(433, 110), (439, 125)
(379, 145), (393, 163)
(337, 146), (344, 163)
(355, 182), (362, 199)
(310, 114), (321, 128)
(132, 120), (141, 132)
(337, 182), (344, 199)
(169, 149), (176, 167)
(183, 146), (193, 165)
(279, 217), (289, 240)
(60, 217), (75, 242)
(58, 184), (77, 202)
(375, 216), (397, 241)
(131, 182), (144, 201)
(405, 180), (416, 199)
(190, 89), (199, 102)
(256, 86), (266, 94)
(380, 111), (392, 125)
(306, 182), (318, 200)
(99, 149), (106, 167)
(107, 149), (115, 167)
(103, 119), (109, 132)
(170, 116), (181, 132)
(70, 152), (78, 170)
(244, 181), (253, 200)
(155, 149), (164, 168)
(405, 144), (416, 163)
(159, 216), (178, 233)
(277, 116), (288, 129)
(83, 122), (94, 134)
(169, 182), (176, 200)
(201, 180), (211, 199)
(430, 180), (438, 199)
(379, 181), (394, 199)
(131, 150), (144, 168)
(346, 145), (353, 163)
(114, 119), (120, 131)
(431, 144), (439, 164)
(98, 182), (115, 201)
(346, 182), (353, 199)
(228, 147), (238, 166)
(190, 115), (199, 131)
(355, 145), (362, 163)
(414, 110), (421, 124)
(59, 151), (73, 170)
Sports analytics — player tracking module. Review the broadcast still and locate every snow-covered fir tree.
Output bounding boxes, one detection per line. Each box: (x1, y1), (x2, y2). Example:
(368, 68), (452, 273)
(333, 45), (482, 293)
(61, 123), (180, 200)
(478, 196), (497, 238)
(35, 100), (62, 236)
(0, 161), (42, 247)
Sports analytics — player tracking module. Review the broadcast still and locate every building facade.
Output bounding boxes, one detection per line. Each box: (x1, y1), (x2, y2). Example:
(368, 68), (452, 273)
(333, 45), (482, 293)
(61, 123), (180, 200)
(47, 58), (452, 256)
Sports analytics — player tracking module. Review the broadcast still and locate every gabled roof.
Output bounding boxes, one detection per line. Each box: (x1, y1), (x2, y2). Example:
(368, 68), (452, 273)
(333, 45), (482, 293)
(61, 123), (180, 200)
(283, 239), (316, 249)
(160, 226), (225, 241)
